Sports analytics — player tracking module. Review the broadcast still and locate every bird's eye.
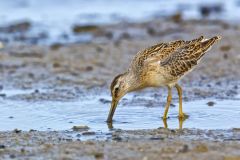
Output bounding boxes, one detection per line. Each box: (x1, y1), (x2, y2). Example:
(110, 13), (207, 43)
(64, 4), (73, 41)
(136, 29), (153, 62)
(113, 87), (119, 97)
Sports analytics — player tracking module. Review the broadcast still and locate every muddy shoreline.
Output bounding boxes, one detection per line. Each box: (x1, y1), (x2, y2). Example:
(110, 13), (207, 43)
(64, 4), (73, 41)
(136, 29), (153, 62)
(1, 128), (240, 159)
(0, 18), (240, 159)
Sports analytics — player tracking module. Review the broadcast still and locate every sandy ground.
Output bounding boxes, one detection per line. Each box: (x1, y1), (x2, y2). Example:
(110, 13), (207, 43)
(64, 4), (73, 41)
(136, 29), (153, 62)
(1, 19), (240, 101)
(1, 128), (240, 160)
(0, 18), (240, 159)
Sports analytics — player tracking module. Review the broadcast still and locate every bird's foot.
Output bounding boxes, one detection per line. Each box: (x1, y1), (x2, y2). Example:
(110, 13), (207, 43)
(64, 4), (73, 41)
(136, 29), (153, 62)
(178, 113), (189, 120)
(162, 116), (169, 120)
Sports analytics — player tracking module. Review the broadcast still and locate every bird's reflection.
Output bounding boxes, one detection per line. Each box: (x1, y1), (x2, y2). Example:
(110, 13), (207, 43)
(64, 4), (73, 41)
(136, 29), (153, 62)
(107, 116), (188, 130)
(162, 117), (187, 129)
(107, 121), (114, 130)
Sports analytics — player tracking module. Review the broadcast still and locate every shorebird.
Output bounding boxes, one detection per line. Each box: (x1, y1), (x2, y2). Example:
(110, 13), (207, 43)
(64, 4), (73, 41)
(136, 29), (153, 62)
(107, 36), (221, 122)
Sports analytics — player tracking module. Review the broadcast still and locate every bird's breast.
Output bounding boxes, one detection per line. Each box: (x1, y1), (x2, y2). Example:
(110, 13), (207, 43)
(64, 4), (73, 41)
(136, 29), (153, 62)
(143, 70), (170, 87)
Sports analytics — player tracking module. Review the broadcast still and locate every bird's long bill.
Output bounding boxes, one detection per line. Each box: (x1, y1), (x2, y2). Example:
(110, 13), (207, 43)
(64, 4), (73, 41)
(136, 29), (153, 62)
(106, 99), (118, 123)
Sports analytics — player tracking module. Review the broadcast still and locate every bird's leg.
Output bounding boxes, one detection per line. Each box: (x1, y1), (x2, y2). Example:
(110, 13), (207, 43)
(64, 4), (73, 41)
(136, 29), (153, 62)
(178, 118), (184, 129)
(163, 118), (168, 128)
(175, 84), (186, 119)
(163, 86), (172, 119)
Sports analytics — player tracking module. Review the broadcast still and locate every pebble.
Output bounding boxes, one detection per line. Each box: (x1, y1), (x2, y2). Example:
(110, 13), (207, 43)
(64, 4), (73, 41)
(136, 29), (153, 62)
(72, 125), (90, 131)
(13, 129), (22, 133)
(0, 145), (6, 149)
(179, 144), (189, 153)
(149, 137), (164, 140)
(194, 144), (208, 152)
(82, 131), (95, 135)
(99, 98), (111, 104)
(220, 45), (231, 52)
(0, 93), (6, 97)
(207, 101), (215, 106)
(9, 154), (16, 158)
(72, 25), (98, 33)
(112, 136), (122, 141)
(170, 12), (182, 23)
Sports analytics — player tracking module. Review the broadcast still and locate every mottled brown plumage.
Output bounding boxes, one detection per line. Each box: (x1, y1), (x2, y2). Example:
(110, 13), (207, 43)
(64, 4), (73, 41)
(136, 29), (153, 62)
(107, 36), (221, 123)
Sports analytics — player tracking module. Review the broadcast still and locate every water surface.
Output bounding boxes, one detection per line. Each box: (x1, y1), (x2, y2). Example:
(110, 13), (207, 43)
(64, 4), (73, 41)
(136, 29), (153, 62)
(0, 91), (240, 132)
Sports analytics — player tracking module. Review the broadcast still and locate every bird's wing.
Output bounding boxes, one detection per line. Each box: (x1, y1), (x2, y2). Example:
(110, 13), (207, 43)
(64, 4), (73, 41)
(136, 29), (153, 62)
(130, 37), (202, 73)
(143, 36), (204, 65)
(160, 36), (221, 77)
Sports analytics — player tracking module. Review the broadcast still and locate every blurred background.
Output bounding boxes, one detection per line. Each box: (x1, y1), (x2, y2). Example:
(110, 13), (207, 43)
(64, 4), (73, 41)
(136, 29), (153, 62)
(0, 0), (239, 45)
(0, 2), (240, 159)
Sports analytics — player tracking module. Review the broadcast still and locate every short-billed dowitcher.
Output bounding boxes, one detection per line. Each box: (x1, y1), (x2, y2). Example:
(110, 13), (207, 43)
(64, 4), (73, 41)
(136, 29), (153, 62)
(107, 36), (221, 122)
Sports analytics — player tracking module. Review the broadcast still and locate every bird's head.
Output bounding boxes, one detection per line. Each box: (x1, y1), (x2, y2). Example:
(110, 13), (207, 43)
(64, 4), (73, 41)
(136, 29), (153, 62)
(110, 73), (129, 101)
(107, 73), (129, 122)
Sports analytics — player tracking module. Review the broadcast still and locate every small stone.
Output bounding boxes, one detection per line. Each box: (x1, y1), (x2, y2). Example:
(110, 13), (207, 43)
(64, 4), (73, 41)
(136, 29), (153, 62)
(105, 31), (113, 39)
(84, 141), (94, 145)
(72, 25), (98, 33)
(93, 152), (104, 158)
(147, 27), (156, 36)
(220, 45), (231, 52)
(120, 32), (131, 39)
(99, 98), (111, 104)
(169, 129), (176, 133)
(50, 43), (62, 50)
(194, 144), (208, 152)
(150, 137), (164, 140)
(85, 66), (93, 71)
(96, 46), (103, 52)
(112, 136), (122, 141)
(13, 129), (21, 133)
(0, 144), (6, 149)
(53, 62), (61, 68)
(179, 144), (189, 153)
(199, 4), (223, 17)
(223, 53), (228, 59)
(10, 154), (16, 158)
(207, 101), (215, 106)
(82, 131), (95, 135)
(72, 125), (90, 131)
(0, 93), (6, 97)
(5, 21), (31, 33)
(21, 148), (25, 153)
(170, 103), (176, 107)
(28, 73), (34, 78)
(29, 129), (37, 132)
(171, 12), (182, 23)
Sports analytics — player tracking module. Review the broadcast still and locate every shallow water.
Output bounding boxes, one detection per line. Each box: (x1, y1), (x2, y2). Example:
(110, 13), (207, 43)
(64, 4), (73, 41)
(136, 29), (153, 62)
(0, 90), (240, 133)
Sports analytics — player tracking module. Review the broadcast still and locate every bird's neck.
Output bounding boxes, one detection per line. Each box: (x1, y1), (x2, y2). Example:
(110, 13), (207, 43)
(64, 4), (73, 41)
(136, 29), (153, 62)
(124, 72), (142, 93)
